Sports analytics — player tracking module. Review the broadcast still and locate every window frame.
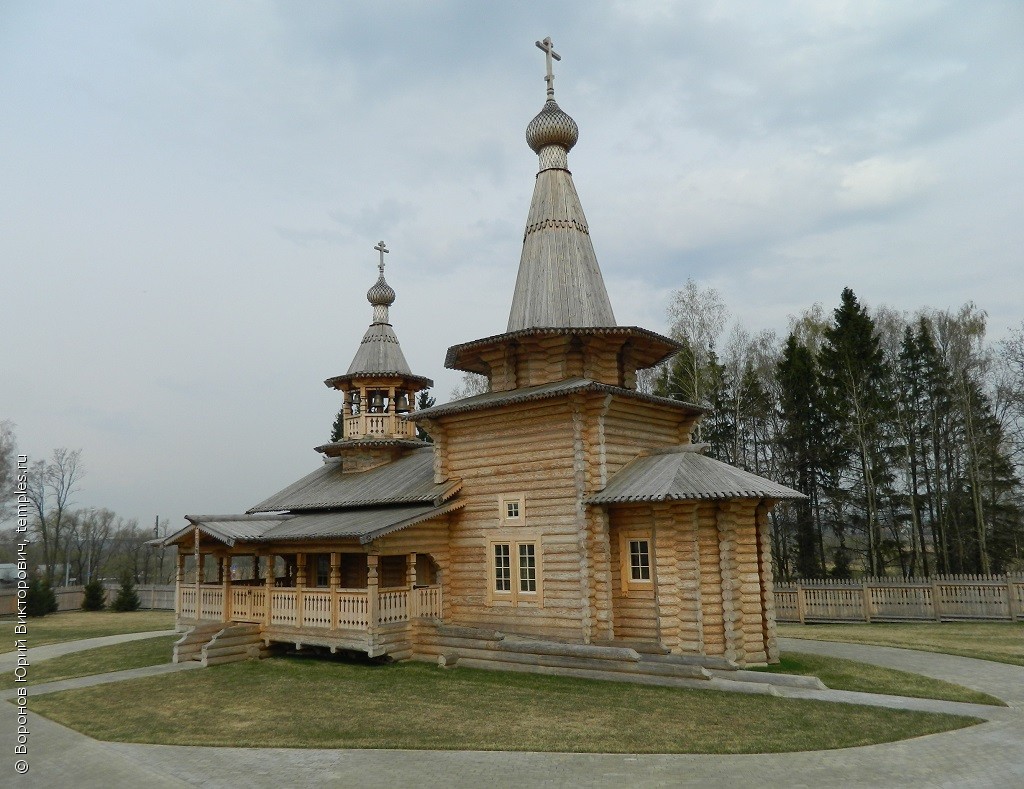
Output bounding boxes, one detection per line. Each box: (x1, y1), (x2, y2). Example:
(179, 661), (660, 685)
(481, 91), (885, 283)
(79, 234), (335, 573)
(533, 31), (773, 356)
(619, 529), (655, 594)
(487, 529), (543, 607)
(498, 493), (526, 525)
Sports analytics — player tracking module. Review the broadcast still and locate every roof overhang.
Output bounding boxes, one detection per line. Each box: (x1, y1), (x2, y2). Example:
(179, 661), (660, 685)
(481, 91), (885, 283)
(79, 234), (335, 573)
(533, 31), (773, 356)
(444, 326), (681, 375)
(409, 377), (706, 422)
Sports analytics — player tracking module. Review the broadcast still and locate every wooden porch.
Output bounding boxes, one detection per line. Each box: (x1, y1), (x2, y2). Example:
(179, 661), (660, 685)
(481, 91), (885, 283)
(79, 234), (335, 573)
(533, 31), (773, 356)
(174, 547), (444, 657)
(178, 584), (443, 630)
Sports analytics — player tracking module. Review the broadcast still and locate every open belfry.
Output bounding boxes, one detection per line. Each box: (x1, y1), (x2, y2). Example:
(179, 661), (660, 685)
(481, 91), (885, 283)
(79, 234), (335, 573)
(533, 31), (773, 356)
(166, 38), (802, 679)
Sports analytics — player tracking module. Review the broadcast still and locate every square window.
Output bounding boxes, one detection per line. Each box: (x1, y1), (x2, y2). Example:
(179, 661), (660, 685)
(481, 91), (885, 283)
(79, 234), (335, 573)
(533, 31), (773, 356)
(506, 500), (520, 519)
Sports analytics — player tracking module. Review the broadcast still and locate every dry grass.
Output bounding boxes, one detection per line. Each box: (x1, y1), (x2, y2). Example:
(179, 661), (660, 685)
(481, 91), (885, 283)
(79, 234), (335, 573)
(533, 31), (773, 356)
(0, 635), (175, 689)
(1, 610), (175, 654)
(756, 651), (1004, 706)
(778, 621), (1024, 666)
(30, 657), (980, 753)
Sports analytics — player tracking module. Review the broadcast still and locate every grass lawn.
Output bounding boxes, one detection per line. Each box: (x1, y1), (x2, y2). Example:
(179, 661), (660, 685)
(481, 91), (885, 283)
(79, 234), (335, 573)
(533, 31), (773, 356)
(1, 610), (175, 654)
(778, 621), (1024, 666)
(0, 635), (176, 689)
(755, 651), (1004, 706)
(29, 657), (981, 753)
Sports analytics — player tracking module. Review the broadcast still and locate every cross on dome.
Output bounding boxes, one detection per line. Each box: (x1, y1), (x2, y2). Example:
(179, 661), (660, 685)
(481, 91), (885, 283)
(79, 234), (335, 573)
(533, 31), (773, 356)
(535, 36), (561, 98)
(374, 240), (389, 275)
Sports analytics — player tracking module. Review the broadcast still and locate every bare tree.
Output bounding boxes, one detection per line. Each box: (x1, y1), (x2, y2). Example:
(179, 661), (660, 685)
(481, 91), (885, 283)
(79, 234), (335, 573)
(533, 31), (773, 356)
(66, 508), (117, 583)
(25, 448), (83, 583)
(450, 372), (489, 400)
(0, 421), (18, 523)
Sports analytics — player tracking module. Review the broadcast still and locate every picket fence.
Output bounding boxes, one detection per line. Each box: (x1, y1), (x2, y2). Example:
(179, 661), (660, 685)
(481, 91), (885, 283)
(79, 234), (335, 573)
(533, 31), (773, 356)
(0, 583), (176, 617)
(775, 574), (1024, 623)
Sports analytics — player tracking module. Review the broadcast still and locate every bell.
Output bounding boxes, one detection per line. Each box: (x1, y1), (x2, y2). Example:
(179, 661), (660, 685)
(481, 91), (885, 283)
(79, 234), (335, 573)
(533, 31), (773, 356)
(395, 393), (410, 413)
(371, 392), (385, 411)
(350, 391), (361, 405)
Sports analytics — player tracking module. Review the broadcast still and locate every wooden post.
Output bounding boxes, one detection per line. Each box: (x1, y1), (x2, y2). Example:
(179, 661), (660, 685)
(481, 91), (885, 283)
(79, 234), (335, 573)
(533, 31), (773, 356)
(1006, 577), (1019, 621)
(221, 555), (232, 622)
(862, 580), (872, 623)
(367, 554), (380, 640)
(407, 553), (418, 617)
(330, 552), (340, 630)
(931, 578), (943, 621)
(265, 553), (274, 629)
(193, 526), (201, 622)
(175, 553), (184, 617)
(296, 553), (306, 628)
(796, 584), (806, 625)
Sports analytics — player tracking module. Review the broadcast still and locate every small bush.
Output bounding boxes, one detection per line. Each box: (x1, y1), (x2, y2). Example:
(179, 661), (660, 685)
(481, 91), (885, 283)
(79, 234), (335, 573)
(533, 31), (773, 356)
(26, 575), (59, 617)
(82, 578), (107, 611)
(110, 575), (141, 612)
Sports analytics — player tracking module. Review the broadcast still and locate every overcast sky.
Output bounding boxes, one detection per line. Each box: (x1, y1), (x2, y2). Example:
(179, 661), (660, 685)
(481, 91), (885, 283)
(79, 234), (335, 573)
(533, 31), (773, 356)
(2, 1), (1022, 533)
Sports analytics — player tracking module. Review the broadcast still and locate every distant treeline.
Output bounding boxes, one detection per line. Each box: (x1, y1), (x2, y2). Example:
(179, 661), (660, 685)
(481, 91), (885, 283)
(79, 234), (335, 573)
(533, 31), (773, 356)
(651, 282), (1024, 580)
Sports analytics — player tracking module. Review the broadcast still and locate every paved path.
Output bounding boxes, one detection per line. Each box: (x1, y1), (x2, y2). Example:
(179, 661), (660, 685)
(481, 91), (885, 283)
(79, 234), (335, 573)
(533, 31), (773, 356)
(3, 634), (1023, 788)
(0, 630), (177, 672)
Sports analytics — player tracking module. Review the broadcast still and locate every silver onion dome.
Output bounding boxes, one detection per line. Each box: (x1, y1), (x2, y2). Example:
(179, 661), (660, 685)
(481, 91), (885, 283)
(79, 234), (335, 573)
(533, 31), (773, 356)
(526, 99), (579, 154)
(367, 275), (396, 308)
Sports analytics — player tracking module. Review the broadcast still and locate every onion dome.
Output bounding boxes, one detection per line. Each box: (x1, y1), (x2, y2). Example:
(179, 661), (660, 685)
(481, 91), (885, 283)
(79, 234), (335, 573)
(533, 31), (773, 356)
(367, 275), (396, 310)
(526, 99), (579, 154)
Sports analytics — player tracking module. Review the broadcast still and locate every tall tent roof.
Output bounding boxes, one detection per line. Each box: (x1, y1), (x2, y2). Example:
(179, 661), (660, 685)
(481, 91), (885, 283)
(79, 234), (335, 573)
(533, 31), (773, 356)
(326, 241), (432, 389)
(506, 38), (616, 332)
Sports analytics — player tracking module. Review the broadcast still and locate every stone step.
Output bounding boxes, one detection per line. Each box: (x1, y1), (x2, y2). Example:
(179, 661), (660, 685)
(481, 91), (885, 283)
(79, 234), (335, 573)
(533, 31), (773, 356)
(444, 645), (710, 680)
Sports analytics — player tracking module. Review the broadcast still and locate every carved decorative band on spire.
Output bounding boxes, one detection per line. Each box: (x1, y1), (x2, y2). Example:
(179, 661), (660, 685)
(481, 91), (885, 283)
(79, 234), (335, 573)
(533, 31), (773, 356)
(523, 217), (590, 240)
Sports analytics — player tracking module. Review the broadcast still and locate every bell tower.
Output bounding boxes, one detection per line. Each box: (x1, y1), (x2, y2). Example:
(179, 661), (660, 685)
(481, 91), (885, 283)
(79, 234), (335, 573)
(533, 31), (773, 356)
(317, 241), (433, 472)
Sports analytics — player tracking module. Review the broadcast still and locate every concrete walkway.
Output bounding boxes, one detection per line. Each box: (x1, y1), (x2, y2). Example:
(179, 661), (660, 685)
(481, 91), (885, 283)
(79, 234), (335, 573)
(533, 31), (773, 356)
(4, 634), (1023, 788)
(0, 630), (177, 672)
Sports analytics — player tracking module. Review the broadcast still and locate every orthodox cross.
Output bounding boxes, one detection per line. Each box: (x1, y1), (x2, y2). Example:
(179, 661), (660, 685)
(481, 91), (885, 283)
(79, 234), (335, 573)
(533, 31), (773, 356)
(535, 36), (561, 98)
(374, 240), (389, 275)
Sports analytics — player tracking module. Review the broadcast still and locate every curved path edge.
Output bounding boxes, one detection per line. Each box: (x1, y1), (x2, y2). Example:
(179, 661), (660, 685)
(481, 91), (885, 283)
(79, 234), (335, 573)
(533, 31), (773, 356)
(4, 637), (1023, 788)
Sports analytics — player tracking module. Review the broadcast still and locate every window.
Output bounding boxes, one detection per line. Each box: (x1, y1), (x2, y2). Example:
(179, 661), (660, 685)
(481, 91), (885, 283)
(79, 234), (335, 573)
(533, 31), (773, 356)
(499, 494), (526, 524)
(494, 544), (511, 592)
(628, 540), (650, 581)
(619, 530), (654, 594)
(488, 534), (542, 605)
(518, 543), (536, 592)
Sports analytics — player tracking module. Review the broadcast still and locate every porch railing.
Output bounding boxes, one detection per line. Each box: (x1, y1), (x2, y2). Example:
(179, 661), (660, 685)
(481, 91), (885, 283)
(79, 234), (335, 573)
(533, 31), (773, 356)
(179, 584), (442, 629)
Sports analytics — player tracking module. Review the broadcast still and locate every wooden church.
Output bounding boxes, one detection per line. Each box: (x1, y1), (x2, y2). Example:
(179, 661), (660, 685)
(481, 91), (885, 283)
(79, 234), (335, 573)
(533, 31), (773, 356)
(166, 39), (802, 680)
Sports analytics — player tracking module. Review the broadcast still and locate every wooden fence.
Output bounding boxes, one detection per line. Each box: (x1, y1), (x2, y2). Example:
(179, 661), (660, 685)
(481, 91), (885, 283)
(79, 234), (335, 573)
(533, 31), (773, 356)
(0, 583), (176, 617)
(775, 575), (1024, 623)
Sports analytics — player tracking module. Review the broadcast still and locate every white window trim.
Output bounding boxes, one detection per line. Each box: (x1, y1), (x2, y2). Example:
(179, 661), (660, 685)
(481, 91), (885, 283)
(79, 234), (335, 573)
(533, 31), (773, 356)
(487, 528), (543, 607)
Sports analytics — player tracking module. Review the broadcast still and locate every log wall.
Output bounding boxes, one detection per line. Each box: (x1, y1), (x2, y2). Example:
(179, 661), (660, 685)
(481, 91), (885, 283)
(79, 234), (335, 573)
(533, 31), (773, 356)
(441, 399), (586, 640)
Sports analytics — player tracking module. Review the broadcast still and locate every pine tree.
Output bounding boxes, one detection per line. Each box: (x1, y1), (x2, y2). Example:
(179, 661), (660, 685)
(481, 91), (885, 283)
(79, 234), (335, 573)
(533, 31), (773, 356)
(110, 575), (141, 612)
(416, 390), (436, 442)
(26, 575), (58, 617)
(329, 406), (345, 443)
(82, 577), (106, 611)
(819, 288), (895, 576)
(777, 334), (826, 577)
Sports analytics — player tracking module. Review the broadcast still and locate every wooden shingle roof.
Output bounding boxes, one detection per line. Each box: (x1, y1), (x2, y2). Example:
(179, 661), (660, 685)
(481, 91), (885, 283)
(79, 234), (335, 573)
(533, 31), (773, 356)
(247, 447), (460, 513)
(588, 446), (805, 504)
